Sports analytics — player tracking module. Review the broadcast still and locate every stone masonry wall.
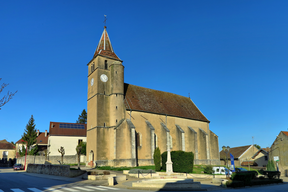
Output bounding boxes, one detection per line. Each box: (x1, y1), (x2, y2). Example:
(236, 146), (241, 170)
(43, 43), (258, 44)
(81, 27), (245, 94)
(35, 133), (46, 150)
(27, 164), (70, 177)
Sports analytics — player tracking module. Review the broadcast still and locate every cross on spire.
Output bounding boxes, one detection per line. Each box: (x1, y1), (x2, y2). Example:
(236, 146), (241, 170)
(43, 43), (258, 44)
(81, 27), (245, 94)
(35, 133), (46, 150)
(104, 15), (107, 27)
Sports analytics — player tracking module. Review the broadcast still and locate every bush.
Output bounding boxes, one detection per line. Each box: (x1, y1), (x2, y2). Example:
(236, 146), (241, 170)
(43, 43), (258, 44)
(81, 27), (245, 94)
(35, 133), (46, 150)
(267, 160), (276, 171)
(231, 171), (258, 186)
(161, 151), (194, 173)
(153, 147), (161, 171)
(203, 165), (213, 174)
(103, 171), (110, 175)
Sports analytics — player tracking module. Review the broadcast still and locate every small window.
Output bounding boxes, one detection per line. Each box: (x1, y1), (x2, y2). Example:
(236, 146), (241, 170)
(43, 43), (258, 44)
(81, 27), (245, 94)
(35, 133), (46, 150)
(105, 60), (108, 69)
(265, 156), (268, 161)
(78, 139), (83, 145)
(104, 123), (106, 127)
(104, 91), (105, 95)
(116, 106), (118, 109)
(116, 71), (117, 74)
(40, 140), (42, 143)
(116, 119), (118, 123)
(116, 94), (117, 97)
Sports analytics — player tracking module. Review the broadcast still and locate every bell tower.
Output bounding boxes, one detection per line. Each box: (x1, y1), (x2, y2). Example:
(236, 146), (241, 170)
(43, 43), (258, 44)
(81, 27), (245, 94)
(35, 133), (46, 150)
(87, 26), (125, 164)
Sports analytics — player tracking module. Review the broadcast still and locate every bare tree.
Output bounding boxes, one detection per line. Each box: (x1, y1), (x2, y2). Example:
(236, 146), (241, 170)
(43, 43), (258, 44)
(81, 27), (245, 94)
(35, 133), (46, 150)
(0, 78), (17, 110)
(76, 144), (82, 170)
(58, 146), (65, 164)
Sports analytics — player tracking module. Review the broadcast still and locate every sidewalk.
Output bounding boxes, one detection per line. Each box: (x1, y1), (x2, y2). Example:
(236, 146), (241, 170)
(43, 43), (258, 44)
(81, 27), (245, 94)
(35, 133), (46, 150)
(21, 167), (288, 191)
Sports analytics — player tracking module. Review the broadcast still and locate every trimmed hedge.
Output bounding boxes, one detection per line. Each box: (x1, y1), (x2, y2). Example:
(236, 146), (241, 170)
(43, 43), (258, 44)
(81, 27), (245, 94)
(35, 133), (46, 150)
(161, 151), (194, 173)
(231, 171), (258, 185)
(153, 147), (161, 171)
(227, 178), (283, 188)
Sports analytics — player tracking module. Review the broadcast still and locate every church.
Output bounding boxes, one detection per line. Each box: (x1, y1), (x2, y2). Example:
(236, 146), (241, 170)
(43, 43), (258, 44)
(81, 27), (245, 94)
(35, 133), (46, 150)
(86, 26), (220, 167)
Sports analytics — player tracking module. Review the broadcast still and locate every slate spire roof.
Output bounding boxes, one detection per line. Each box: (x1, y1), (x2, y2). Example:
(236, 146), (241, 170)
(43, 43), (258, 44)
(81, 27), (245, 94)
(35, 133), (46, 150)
(93, 26), (120, 60)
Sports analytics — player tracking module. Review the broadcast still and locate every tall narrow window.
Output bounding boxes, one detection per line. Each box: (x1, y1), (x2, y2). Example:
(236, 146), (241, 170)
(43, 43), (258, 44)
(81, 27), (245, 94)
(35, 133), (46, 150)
(105, 60), (108, 69)
(104, 123), (106, 127)
(116, 106), (118, 110)
(116, 119), (118, 123)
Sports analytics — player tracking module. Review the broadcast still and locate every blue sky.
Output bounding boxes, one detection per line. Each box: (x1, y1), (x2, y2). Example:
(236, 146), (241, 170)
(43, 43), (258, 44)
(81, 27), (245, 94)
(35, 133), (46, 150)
(1, 1), (288, 150)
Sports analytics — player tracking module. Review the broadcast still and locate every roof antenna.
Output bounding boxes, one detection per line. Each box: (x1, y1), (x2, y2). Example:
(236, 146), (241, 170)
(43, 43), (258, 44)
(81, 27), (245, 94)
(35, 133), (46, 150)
(104, 15), (107, 28)
(188, 93), (190, 99)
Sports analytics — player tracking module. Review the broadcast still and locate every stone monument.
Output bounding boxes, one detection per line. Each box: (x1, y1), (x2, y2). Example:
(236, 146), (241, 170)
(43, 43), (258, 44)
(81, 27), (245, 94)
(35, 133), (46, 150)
(166, 141), (173, 175)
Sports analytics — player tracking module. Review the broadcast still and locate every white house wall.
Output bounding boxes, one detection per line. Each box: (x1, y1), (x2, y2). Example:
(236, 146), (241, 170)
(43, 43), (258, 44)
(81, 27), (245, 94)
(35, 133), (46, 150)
(48, 136), (86, 156)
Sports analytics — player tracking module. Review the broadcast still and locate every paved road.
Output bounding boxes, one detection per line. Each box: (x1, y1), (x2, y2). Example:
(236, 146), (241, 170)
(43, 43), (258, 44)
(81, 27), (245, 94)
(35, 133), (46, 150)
(1, 168), (288, 192)
(0, 168), (145, 192)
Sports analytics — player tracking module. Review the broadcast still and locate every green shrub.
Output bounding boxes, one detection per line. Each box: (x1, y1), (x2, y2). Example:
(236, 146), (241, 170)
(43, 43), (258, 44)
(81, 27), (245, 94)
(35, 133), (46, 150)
(203, 165), (213, 174)
(161, 151), (194, 173)
(267, 160), (276, 171)
(103, 171), (110, 175)
(153, 147), (161, 171)
(231, 171), (258, 186)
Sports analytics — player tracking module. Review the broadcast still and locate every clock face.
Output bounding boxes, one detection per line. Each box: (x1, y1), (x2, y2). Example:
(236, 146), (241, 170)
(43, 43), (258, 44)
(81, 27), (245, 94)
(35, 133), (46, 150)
(90, 78), (94, 86)
(100, 74), (108, 82)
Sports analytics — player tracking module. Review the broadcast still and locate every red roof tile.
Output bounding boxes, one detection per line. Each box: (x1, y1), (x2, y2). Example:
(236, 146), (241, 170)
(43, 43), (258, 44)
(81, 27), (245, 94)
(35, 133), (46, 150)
(49, 122), (87, 137)
(93, 26), (120, 60)
(282, 131), (288, 137)
(0, 142), (15, 149)
(36, 132), (49, 145)
(124, 84), (209, 122)
(220, 145), (251, 159)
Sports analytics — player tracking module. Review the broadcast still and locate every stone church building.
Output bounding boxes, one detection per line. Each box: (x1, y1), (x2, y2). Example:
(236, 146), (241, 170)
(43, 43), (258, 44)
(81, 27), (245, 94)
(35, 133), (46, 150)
(86, 26), (220, 167)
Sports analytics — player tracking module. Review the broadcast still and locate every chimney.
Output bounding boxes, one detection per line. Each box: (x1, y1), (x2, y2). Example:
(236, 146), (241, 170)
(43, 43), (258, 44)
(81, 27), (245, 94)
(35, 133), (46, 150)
(45, 130), (47, 137)
(37, 130), (39, 136)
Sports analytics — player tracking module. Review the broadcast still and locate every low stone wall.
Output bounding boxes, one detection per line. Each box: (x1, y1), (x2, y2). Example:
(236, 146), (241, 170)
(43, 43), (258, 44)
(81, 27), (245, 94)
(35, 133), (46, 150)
(17, 155), (86, 165)
(27, 164), (70, 177)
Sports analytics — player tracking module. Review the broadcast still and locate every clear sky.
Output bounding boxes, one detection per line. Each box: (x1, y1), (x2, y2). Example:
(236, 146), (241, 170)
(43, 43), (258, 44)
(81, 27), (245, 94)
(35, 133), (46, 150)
(1, 1), (288, 150)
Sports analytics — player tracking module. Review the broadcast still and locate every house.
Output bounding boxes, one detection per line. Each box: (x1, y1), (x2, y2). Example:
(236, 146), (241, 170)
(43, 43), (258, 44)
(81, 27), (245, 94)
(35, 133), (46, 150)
(15, 130), (49, 157)
(47, 122), (87, 156)
(0, 140), (15, 164)
(269, 131), (288, 176)
(86, 26), (220, 167)
(220, 145), (268, 167)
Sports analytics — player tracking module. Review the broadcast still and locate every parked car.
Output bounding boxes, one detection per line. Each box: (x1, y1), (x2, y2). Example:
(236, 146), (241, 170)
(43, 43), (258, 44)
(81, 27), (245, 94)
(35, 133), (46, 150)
(13, 164), (24, 171)
(235, 168), (247, 172)
(212, 167), (232, 175)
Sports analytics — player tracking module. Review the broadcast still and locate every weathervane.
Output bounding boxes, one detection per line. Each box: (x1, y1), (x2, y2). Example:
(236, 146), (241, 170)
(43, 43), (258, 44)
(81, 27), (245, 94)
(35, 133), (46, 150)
(104, 15), (107, 27)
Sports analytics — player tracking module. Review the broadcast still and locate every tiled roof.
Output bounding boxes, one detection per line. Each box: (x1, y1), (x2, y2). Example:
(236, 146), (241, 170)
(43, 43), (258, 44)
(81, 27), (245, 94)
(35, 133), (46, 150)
(282, 131), (288, 137)
(93, 26), (120, 60)
(124, 84), (209, 122)
(220, 145), (251, 159)
(36, 132), (49, 145)
(49, 122), (87, 137)
(16, 132), (48, 145)
(262, 147), (270, 152)
(0, 139), (8, 143)
(0, 142), (15, 149)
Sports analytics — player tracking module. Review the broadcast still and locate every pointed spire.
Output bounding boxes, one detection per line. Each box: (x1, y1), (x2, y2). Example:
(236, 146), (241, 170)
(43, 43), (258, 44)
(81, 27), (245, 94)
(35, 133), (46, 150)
(93, 26), (120, 60)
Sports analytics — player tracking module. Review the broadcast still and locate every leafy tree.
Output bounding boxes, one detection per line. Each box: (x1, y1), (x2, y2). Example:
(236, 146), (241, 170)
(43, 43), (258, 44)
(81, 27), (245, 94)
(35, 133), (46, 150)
(0, 78), (17, 110)
(254, 144), (261, 150)
(80, 142), (86, 155)
(20, 115), (38, 155)
(153, 147), (161, 171)
(76, 109), (87, 124)
(58, 146), (65, 164)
